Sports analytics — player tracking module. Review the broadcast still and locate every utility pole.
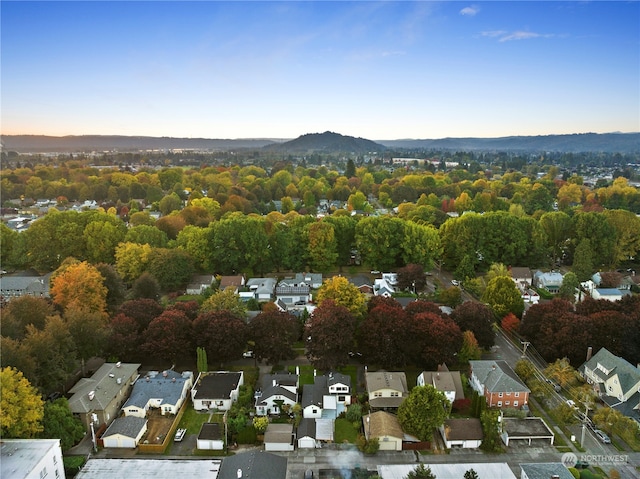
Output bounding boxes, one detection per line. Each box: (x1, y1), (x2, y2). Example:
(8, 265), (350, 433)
(520, 341), (530, 358)
(580, 402), (590, 447)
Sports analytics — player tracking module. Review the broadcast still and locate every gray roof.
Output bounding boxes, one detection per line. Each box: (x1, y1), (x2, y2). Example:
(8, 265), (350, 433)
(470, 360), (530, 394)
(68, 363), (141, 414)
(0, 271), (51, 297)
(246, 277), (277, 295)
(443, 418), (483, 441)
(217, 450), (287, 479)
(366, 371), (407, 394)
(293, 272), (323, 286)
(123, 370), (191, 409)
(302, 373), (351, 409)
(297, 417), (316, 439)
(580, 347), (640, 396)
(519, 463), (574, 479)
(76, 459), (221, 479)
(193, 372), (242, 400)
(264, 423), (294, 444)
(103, 416), (147, 439)
(275, 285), (310, 294)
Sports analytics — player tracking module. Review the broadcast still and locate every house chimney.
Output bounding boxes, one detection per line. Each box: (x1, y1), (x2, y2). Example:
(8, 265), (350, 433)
(586, 346), (593, 362)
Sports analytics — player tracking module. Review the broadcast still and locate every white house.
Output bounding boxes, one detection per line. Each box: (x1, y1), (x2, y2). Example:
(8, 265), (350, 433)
(255, 373), (299, 416)
(123, 370), (193, 417)
(296, 418), (318, 449)
(101, 416), (148, 448)
(191, 371), (243, 411)
(244, 277), (277, 301)
(185, 274), (215, 295)
(301, 372), (351, 419)
(1, 439), (65, 479)
(417, 365), (464, 405)
(366, 371), (408, 409)
(373, 278), (395, 297)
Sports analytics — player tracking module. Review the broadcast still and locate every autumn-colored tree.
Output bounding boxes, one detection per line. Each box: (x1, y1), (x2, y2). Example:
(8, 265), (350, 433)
(305, 221), (338, 272)
(501, 313), (520, 334)
(50, 261), (108, 314)
(451, 301), (496, 349)
(142, 310), (193, 363)
(115, 242), (153, 283)
(404, 300), (444, 318)
(358, 302), (412, 369)
(409, 312), (463, 369)
(437, 285), (463, 308)
(305, 300), (357, 371)
(201, 287), (247, 317)
(458, 330), (482, 364)
(107, 314), (141, 361)
(544, 358), (580, 388)
(249, 310), (300, 365)
(396, 263), (427, 292)
(118, 298), (164, 332)
(167, 300), (200, 320)
(0, 336), (37, 382)
(519, 298), (574, 345)
(1, 367), (44, 438)
(598, 271), (623, 288)
(316, 276), (366, 319)
(192, 311), (248, 367)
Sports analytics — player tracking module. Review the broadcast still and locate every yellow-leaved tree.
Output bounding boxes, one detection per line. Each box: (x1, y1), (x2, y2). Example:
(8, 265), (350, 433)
(1, 367), (44, 438)
(50, 261), (107, 314)
(316, 276), (366, 319)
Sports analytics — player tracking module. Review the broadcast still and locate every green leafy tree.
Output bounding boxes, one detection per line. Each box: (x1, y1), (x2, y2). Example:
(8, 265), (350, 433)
(356, 434), (379, 454)
(603, 209), (640, 268)
(539, 211), (571, 266)
(397, 385), (449, 441)
(402, 222), (441, 270)
(458, 330), (482, 364)
(83, 219), (127, 264)
(124, 224), (169, 247)
(558, 272), (580, 302)
(0, 296), (54, 340)
(64, 306), (109, 375)
(481, 276), (524, 319)
(196, 347), (208, 373)
(146, 247), (194, 292)
(130, 272), (161, 300)
(40, 398), (84, 451)
(201, 287), (247, 317)
(355, 216), (405, 270)
(572, 238), (594, 282)
(405, 463), (436, 479)
(464, 468), (479, 479)
(1, 367), (44, 438)
(480, 409), (502, 452)
(158, 192), (183, 215)
(115, 242), (153, 283)
(95, 263), (126, 314)
(322, 215), (357, 267)
(305, 221), (338, 272)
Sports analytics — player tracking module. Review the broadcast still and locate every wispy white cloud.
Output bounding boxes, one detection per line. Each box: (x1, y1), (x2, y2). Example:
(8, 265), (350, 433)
(482, 30), (556, 42)
(460, 5), (480, 17)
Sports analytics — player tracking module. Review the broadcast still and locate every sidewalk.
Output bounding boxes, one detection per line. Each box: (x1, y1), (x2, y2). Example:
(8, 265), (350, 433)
(528, 396), (580, 454)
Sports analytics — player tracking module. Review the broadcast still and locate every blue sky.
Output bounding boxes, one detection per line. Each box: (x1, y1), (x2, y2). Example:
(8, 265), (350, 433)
(1, 1), (638, 140)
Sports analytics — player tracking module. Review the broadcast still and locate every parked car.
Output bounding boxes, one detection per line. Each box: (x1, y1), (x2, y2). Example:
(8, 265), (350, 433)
(243, 350), (254, 358)
(566, 399), (577, 409)
(174, 428), (186, 442)
(451, 280), (460, 286)
(594, 429), (611, 444)
(304, 470), (314, 479)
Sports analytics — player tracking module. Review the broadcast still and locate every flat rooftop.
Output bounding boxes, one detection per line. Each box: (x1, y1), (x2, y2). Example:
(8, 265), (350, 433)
(75, 459), (221, 479)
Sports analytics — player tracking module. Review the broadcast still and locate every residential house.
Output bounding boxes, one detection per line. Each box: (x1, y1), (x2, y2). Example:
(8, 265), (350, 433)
(349, 274), (374, 295)
(275, 281), (311, 306)
(363, 411), (404, 451)
(510, 267), (533, 289)
(255, 372), (299, 416)
(196, 423), (224, 450)
(579, 347), (640, 423)
(0, 270), (51, 302)
(218, 275), (245, 293)
(417, 364), (465, 405)
(293, 272), (323, 289)
(217, 451), (287, 479)
(185, 274), (215, 295)
(501, 417), (555, 446)
(521, 289), (540, 304)
(366, 371), (408, 410)
(1, 439), (65, 479)
(191, 371), (243, 411)
(68, 362), (141, 433)
(439, 418), (483, 449)
(533, 271), (564, 293)
(520, 463), (574, 479)
(373, 278), (395, 297)
(469, 360), (530, 409)
(301, 371), (351, 419)
(101, 416), (148, 448)
(244, 277), (277, 302)
(122, 370), (193, 417)
(263, 423), (295, 452)
(379, 463), (516, 479)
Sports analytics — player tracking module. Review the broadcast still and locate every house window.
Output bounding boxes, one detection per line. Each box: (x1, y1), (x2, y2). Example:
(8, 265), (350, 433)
(312, 409), (318, 414)
(53, 456), (57, 465)
(55, 469), (60, 478)
(497, 401), (502, 407)
(338, 396), (345, 402)
(374, 392), (382, 397)
(514, 401), (519, 407)
(515, 392), (519, 397)
(498, 392), (503, 398)
(391, 392), (399, 397)
(505, 401), (510, 406)
(40, 468), (47, 479)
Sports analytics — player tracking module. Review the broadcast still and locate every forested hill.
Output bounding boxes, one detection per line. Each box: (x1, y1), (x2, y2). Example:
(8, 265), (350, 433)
(2, 131), (639, 154)
(0, 135), (280, 153)
(261, 131), (386, 153)
(378, 132), (640, 153)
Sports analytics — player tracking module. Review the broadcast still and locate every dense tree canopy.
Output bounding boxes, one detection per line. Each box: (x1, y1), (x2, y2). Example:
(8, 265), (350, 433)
(305, 300), (357, 371)
(1, 367), (44, 438)
(397, 385), (449, 441)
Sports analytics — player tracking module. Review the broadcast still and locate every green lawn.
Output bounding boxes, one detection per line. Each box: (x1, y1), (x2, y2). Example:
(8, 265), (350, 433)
(334, 417), (360, 443)
(178, 405), (212, 434)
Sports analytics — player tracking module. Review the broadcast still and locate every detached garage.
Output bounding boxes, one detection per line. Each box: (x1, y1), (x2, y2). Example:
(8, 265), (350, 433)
(264, 423), (294, 452)
(197, 423), (224, 450)
(102, 417), (147, 448)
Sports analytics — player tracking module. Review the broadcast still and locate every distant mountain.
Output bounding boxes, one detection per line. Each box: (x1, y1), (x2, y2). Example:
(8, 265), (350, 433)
(378, 133), (640, 153)
(262, 131), (386, 153)
(0, 135), (281, 153)
(2, 132), (638, 154)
